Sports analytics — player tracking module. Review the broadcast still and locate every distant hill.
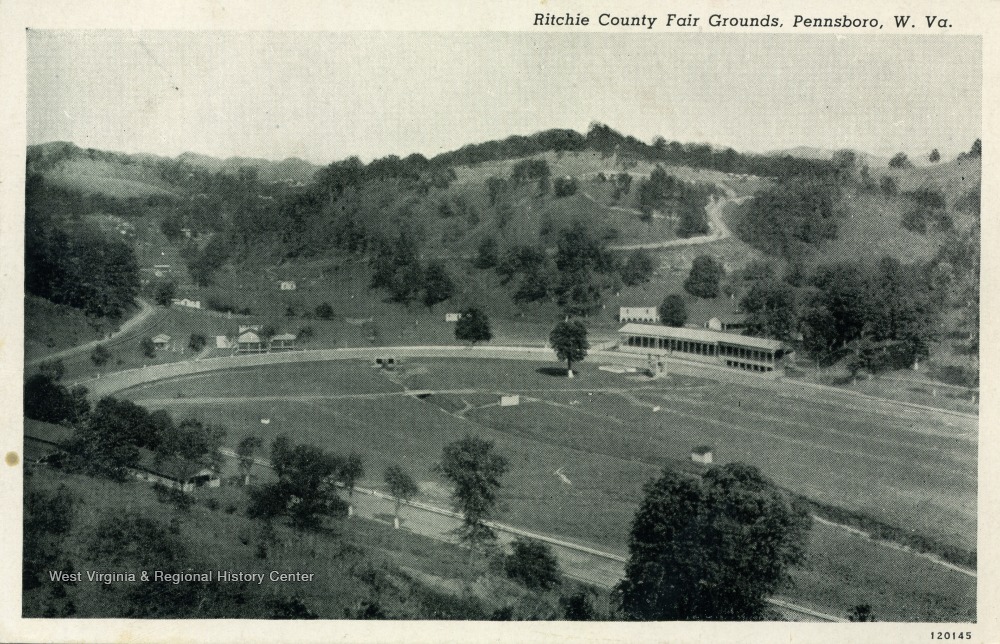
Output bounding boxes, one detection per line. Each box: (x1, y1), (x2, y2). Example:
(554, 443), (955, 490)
(28, 142), (321, 198)
(767, 146), (892, 169)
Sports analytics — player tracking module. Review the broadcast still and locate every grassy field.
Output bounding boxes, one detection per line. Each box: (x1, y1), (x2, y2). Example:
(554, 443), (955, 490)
(119, 357), (976, 621)
(23, 296), (106, 361)
(44, 157), (179, 198)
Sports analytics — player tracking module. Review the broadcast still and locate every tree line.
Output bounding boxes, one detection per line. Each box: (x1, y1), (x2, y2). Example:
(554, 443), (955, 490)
(25, 174), (141, 321)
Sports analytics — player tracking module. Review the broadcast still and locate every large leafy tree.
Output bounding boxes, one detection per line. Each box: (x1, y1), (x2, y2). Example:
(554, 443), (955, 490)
(422, 261), (455, 309)
(617, 463), (811, 621)
(237, 435), (263, 485)
(740, 279), (797, 340)
(384, 464), (420, 529)
(549, 320), (589, 377)
(434, 435), (508, 547)
(658, 294), (687, 327)
(247, 435), (346, 530)
(684, 255), (725, 299)
(454, 307), (492, 345)
(504, 538), (561, 590)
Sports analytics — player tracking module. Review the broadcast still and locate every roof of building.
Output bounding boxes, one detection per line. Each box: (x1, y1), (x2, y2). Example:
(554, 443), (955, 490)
(618, 323), (785, 351)
(712, 313), (747, 325)
(133, 447), (217, 482)
(24, 419), (74, 446)
(238, 331), (261, 343)
(152, 333), (172, 343)
(271, 333), (297, 341)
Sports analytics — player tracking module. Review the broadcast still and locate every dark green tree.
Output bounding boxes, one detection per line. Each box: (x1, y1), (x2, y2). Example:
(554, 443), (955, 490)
(90, 344), (111, 367)
(684, 255), (725, 299)
(928, 149), (941, 163)
(504, 538), (561, 590)
(434, 435), (508, 547)
(474, 236), (499, 269)
(140, 337), (156, 359)
(247, 435), (346, 530)
(188, 334), (206, 353)
(154, 281), (177, 307)
(338, 453), (365, 514)
(740, 279), (797, 340)
(23, 486), (75, 591)
(561, 590), (598, 621)
(315, 302), (334, 320)
(422, 261), (455, 309)
(237, 435), (262, 485)
(384, 464), (420, 529)
(888, 152), (913, 169)
(658, 294), (687, 327)
(621, 250), (656, 286)
(549, 320), (589, 377)
(454, 307), (492, 345)
(617, 463), (811, 621)
(848, 604), (876, 622)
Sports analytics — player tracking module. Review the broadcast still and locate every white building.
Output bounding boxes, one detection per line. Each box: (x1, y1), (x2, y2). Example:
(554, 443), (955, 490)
(619, 306), (660, 323)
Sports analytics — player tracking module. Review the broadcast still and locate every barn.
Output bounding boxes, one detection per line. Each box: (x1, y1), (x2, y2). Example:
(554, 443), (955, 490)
(617, 323), (793, 375)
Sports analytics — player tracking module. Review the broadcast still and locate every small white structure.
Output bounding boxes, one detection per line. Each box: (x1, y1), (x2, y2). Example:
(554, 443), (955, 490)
(500, 394), (520, 407)
(705, 314), (746, 332)
(152, 334), (172, 350)
(279, 280), (297, 291)
(691, 446), (713, 465)
(619, 306), (660, 323)
(215, 335), (233, 349)
(444, 312), (462, 322)
(171, 298), (202, 309)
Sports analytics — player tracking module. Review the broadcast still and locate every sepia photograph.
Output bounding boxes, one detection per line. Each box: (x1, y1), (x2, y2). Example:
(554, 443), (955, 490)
(3, 3), (991, 640)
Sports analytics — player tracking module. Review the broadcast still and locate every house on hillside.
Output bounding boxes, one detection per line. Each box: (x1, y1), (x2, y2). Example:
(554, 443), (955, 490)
(279, 280), (297, 291)
(171, 298), (202, 309)
(444, 312), (462, 322)
(130, 448), (220, 493)
(236, 330), (264, 353)
(619, 306), (660, 323)
(269, 333), (297, 351)
(705, 314), (746, 333)
(152, 334), (172, 351)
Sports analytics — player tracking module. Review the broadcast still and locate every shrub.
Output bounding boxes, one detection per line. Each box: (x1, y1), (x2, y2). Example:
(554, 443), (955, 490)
(504, 538), (560, 590)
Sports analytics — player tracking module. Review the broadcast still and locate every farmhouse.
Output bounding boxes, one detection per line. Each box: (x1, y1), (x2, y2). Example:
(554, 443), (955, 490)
(279, 280), (296, 291)
(152, 334), (172, 350)
(617, 323), (793, 375)
(269, 333), (297, 351)
(619, 306), (660, 323)
(130, 448), (220, 493)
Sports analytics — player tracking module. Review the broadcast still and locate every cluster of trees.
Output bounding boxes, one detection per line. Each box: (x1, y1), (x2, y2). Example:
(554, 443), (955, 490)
(480, 222), (654, 314)
(369, 236), (455, 307)
(735, 180), (838, 260)
(247, 435), (357, 530)
(432, 124), (840, 180)
(636, 167), (712, 237)
(23, 363), (89, 427)
(26, 174), (141, 320)
(901, 187), (952, 234)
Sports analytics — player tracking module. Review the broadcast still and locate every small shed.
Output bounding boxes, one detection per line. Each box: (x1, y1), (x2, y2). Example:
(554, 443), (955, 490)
(705, 314), (746, 333)
(500, 394), (520, 407)
(130, 449), (220, 493)
(215, 335), (233, 349)
(374, 356), (397, 369)
(691, 446), (713, 465)
(279, 280), (297, 291)
(172, 298), (202, 309)
(270, 333), (297, 351)
(444, 312), (462, 322)
(152, 334), (172, 350)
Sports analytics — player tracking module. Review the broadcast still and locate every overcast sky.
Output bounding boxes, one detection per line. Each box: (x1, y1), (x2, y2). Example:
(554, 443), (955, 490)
(27, 30), (981, 164)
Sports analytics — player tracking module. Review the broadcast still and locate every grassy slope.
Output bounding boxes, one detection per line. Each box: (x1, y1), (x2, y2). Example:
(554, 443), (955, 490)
(23, 296), (106, 361)
(44, 157), (179, 198)
(118, 358), (975, 621)
(23, 463), (574, 619)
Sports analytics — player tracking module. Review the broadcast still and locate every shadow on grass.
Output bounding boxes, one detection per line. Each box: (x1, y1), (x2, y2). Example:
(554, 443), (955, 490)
(536, 367), (570, 378)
